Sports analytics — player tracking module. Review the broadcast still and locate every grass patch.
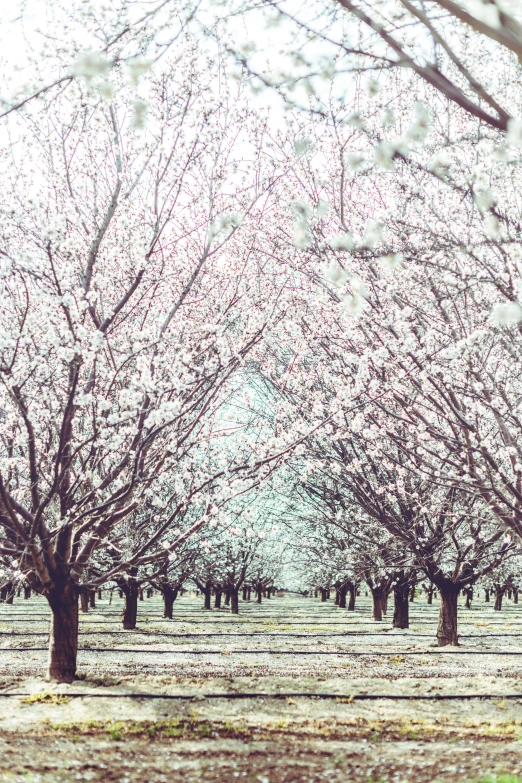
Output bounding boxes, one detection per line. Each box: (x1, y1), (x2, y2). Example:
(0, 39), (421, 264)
(21, 693), (71, 705)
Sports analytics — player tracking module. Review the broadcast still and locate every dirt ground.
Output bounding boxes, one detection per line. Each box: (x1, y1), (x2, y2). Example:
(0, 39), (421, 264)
(1, 593), (522, 782)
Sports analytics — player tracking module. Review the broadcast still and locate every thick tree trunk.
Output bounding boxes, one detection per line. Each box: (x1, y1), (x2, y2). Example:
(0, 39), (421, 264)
(24, 585), (31, 600)
(393, 584), (410, 629)
(371, 588), (384, 621)
(347, 584), (356, 610)
(203, 581), (212, 610)
(215, 590), (222, 608)
(89, 590), (95, 609)
(437, 584), (459, 646)
(485, 588), (490, 602)
(47, 584), (79, 683)
(242, 585), (248, 601)
(162, 587), (178, 619)
(256, 587), (262, 604)
(514, 589), (519, 605)
(122, 583), (139, 629)
(464, 588), (472, 609)
(224, 590), (231, 606)
(409, 587), (415, 603)
(80, 591), (89, 613)
(427, 585), (434, 605)
(230, 588), (239, 614)
(494, 589), (504, 611)
(338, 585), (348, 609)
(319, 588), (327, 602)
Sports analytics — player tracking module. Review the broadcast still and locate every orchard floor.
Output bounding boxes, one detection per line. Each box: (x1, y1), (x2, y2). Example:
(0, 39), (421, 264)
(1, 593), (522, 782)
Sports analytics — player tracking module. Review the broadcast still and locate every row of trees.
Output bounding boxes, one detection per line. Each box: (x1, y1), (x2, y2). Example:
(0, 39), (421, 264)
(2, 0), (522, 678)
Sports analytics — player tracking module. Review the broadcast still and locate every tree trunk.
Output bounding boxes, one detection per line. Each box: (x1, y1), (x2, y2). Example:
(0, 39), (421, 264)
(371, 588), (383, 621)
(409, 587), (415, 602)
(347, 584), (356, 610)
(338, 585), (348, 609)
(464, 588), (472, 609)
(437, 584), (459, 646)
(319, 588), (327, 602)
(230, 588), (239, 614)
(514, 589), (519, 605)
(427, 585), (434, 605)
(485, 589), (490, 602)
(215, 590), (222, 608)
(224, 589), (231, 606)
(494, 588), (504, 611)
(242, 585), (248, 601)
(162, 587), (178, 619)
(393, 583), (410, 629)
(203, 581), (212, 610)
(80, 591), (89, 613)
(89, 590), (96, 609)
(122, 583), (139, 629)
(24, 585), (31, 599)
(47, 584), (79, 683)
(256, 587), (262, 603)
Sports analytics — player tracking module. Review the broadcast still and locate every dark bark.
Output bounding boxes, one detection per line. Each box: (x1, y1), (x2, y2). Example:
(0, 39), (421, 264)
(347, 583), (356, 611)
(224, 589), (231, 606)
(80, 591), (89, 613)
(464, 588), (473, 609)
(485, 588), (490, 602)
(242, 585), (248, 601)
(24, 585), (31, 600)
(427, 585), (434, 605)
(437, 583), (459, 646)
(494, 585), (505, 611)
(202, 580), (212, 610)
(122, 583), (139, 629)
(319, 588), (327, 602)
(371, 588), (384, 621)
(256, 587), (262, 604)
(162, 586), (178, 619)
(334, 581), (347, 608)
(89, 590), (96, 609)
(215, 589), (222, 608)
(47, 583), (79, 683)
(514, 589), (519, 605)
(230, 588), (239, 614)
(393, 582), (410, 629)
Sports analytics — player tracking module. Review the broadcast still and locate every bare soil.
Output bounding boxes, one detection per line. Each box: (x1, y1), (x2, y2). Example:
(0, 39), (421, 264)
(1, 593), (522, 782)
